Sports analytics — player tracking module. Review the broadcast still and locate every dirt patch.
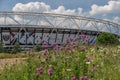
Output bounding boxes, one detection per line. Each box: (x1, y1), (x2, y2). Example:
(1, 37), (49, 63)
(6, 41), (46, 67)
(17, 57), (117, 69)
(0, 58), (26, 70)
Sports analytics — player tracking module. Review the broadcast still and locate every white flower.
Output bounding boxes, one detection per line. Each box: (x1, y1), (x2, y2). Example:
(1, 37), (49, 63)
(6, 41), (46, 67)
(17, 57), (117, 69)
(66, 69), (72, 71)
(86, 62), (90, 64)
(117, 45), (120, 49)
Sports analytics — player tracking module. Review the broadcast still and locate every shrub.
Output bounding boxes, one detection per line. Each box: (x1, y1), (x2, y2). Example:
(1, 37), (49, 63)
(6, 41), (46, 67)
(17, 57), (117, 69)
(0, 42), (4, 53)
(96, 32), (119, 45)
(33, 45), (43, 52)
(11, 43), (21, 54)
(0, 42), (10, 53)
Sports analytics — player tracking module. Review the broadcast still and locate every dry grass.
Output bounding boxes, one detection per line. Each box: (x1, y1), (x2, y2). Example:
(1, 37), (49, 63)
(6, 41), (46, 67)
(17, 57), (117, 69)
(0, 52), (27, 59)
(0, 58), (26, 70)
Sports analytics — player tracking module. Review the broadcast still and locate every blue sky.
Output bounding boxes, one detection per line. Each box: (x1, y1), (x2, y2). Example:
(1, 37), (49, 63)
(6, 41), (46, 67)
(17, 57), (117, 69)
(0, 0), (109, 11)
(0, 0), (120, 24)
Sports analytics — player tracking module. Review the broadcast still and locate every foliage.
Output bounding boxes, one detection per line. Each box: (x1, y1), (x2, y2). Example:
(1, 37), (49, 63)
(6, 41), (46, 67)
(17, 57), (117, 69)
(96, 32), (119, 45)
(33, 45), (43, 52)
(0, 42), (4, 53)
(11, 43), (21, 54)
(0, 45), (120, 80)
(0, 42), (9, 53)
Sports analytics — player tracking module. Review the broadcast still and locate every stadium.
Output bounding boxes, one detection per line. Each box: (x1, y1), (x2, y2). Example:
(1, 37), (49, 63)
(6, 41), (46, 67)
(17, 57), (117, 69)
(0, 12), (120, 48)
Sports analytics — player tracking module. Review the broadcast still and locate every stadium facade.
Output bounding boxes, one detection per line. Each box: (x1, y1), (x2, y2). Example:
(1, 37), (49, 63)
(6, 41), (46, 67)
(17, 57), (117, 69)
(0, 12), (120, 48)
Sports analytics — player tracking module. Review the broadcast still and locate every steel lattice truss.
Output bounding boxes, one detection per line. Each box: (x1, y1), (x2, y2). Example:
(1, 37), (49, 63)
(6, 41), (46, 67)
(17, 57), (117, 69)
(0, 12), (120, 48)
(0, 12), (120, 36)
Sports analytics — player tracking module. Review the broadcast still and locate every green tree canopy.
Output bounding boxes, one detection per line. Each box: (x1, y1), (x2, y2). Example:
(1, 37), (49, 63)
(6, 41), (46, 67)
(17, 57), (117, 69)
(96, 32), (119, 45)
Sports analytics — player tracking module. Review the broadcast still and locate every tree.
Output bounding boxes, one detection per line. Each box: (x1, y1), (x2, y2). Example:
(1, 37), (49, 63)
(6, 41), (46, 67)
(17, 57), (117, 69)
(96, 32), (119, 45)
(0, 42), (4, 53)
(11, 43), (21, 54)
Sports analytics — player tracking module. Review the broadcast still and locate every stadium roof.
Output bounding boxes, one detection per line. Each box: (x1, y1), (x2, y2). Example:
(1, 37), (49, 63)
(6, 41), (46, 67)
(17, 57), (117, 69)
(0, 12), (120, 36)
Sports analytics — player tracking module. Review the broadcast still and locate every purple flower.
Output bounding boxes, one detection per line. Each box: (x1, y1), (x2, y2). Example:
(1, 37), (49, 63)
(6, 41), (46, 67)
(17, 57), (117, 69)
(51, 41), (56, 47)
(71, 76), (78, 80)
(71, 41), (77, 47)
(66, 37), (71, 42)
(47, 68), (53, 76)
(38, 67), (43, 74)
(92, 67), (97, 71)
(36, 67), (43, 78)
(65, 45), (70, 50)
(44, 43), (49, 48)
(80, 34), (87, 38)
(41, 39), (45, 43)
(81, 76), (88, 80)
(43, 49), (48, 55)
(45, 56), (49, 61)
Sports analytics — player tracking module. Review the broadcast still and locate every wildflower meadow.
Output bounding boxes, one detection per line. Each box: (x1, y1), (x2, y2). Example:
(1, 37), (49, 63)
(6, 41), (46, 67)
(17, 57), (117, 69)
(0, 33), (120, 80)
(0, 43), (120, 80)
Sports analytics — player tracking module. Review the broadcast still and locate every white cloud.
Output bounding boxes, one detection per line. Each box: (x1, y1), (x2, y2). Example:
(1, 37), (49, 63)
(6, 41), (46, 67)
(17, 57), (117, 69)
(11, 1), (85, 26)
(77, 8), (83, 16)
(12, 2), (83, 15)
(12, 2), (51, 12)
(113, 16), (120, 23)
(103, 16), (120, 23)
(51, 6), (75, 15)
(90, 1), (120, 15)
(0, 2), (85, 26)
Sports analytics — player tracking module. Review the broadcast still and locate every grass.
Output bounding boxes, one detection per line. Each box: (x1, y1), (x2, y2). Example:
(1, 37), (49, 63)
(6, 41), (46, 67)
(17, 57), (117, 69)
(0, 44), (120, 80)
(0, 52), (27, 59)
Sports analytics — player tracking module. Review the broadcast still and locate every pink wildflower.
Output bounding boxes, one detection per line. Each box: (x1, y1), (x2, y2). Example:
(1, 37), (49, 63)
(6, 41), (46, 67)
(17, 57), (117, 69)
(47, 68), (53, 76)
(81, 76), (88, 80)
(41, 39), (45, 43)
(71, 76), (78, 80)
(52, 41), (56, 47)
(36, 67), (43, 78)
(66, 37), (71, 42)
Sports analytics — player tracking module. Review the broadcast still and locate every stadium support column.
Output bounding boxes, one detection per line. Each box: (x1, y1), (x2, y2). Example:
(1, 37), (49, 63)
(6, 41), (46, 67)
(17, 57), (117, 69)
(33, 28), (36, 45)
(1, 28), (2, 43)
(68, 29), (71, 37)
(48, 29), (51, 45)
(10, 28), (11, 45)
(55, 29), (58, 43)
(41, 28), (44, 45)
(61, 29), (65, 44)
(26, 28), (27, 46)
(18, 28), (19, 44)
